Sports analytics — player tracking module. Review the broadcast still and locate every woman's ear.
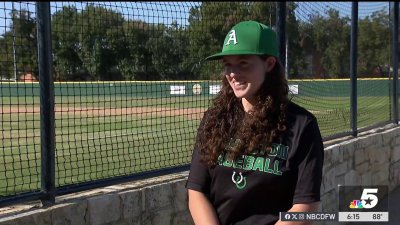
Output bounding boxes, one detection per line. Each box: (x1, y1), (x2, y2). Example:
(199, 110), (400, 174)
(264, 57), (276, 72)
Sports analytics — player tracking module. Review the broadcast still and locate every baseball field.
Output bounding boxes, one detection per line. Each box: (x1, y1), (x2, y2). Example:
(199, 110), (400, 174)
(0, 79), (395, 196)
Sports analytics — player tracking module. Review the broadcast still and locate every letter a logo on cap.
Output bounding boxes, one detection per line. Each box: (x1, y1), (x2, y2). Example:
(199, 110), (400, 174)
(225, 29), (238, 46)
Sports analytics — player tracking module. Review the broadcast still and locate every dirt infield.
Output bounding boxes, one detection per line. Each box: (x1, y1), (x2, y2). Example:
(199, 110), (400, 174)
(0, 106), (207, 120)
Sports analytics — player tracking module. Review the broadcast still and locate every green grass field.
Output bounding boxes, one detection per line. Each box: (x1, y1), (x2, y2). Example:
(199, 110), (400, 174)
(0, 95), (211, 108)
(0, 94), (395, 197)
(1, 113), (200, 196)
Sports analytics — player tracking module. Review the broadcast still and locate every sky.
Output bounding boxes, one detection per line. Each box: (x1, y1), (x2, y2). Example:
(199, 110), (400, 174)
(0, 1), (391, 35)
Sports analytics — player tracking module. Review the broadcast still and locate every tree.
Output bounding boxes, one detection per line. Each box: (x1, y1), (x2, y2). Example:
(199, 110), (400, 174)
(298, 9), (351, 78)
(358, 9), (390, 77)
(75, 4), (125, 81)
(51, 4), (192, 81)
(286, 2), (309, 79)
(299, 7), (390, 79)
(14, 9), (37, 78)
(52, 5), (126, 81)
(52, 6), (85, 81)
(146, 21), (191, 80)
(0, 9), (37, 80)
(118, 20), (154, 80)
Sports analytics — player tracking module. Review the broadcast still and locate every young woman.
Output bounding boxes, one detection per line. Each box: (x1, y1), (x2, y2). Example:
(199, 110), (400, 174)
(185, 20), (324, 225)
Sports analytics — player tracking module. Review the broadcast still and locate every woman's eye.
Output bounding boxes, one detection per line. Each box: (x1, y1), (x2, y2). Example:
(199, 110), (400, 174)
(223, 65), (231, 73)
(222, 62), (250, 74)
(239, 62), (249, 69)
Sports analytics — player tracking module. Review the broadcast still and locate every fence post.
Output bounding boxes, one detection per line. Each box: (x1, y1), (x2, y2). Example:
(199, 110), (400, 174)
(276, 2), (286, 79)
(350, 2), (358, 137)
(36, 1), (55, 206)
(392, 2), (399, 124)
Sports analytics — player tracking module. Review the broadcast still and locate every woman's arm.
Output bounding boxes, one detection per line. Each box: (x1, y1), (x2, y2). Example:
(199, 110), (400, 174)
(275, 202), (320, 225)
(188, 189), (220, 225)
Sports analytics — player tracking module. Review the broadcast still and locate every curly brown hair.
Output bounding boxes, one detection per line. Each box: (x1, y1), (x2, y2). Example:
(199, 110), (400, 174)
(198, 57), (289, 166)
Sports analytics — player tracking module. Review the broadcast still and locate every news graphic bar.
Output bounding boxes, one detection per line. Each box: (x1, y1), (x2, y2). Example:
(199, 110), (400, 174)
(279, 212), (337, 221)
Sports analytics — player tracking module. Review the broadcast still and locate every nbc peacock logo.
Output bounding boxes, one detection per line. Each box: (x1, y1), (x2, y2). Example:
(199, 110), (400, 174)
(349, 200), (364, 209)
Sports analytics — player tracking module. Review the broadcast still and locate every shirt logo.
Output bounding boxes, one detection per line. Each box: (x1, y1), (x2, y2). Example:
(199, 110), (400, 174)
(218, 154), (283, 176)
(232, 171), (247, 189)
(225, 139), (289, 160)
(268, 143), (289, 160)
(218, 140), (289, 176)
(225, 29), (238, 45)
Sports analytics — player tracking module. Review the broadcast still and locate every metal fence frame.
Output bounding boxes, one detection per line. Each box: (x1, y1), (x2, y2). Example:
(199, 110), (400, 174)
(0, 1), (399, 207)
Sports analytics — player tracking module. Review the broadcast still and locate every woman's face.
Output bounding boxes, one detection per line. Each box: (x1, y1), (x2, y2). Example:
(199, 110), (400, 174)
(222, 55), (275, 102)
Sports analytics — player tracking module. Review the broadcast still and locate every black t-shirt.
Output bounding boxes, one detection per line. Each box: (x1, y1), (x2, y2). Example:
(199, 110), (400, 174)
(185, 101), (324, 225)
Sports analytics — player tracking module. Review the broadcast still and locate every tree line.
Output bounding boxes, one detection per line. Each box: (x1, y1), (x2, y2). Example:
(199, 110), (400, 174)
(0, 2), (392, 81)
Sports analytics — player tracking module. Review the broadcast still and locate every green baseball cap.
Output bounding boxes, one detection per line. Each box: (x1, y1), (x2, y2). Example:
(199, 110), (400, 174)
(205, 20), (278, 61)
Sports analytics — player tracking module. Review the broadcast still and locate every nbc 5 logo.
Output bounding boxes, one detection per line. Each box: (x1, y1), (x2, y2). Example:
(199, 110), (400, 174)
(349, 188), (379, 209)
(360, 188), (379, 208)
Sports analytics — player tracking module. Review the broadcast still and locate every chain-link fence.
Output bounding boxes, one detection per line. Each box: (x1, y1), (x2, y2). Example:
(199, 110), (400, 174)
(0, 2), (399, 206)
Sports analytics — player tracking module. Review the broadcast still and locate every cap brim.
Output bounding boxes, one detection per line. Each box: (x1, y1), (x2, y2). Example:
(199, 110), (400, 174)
(205, 51), (266, 61)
